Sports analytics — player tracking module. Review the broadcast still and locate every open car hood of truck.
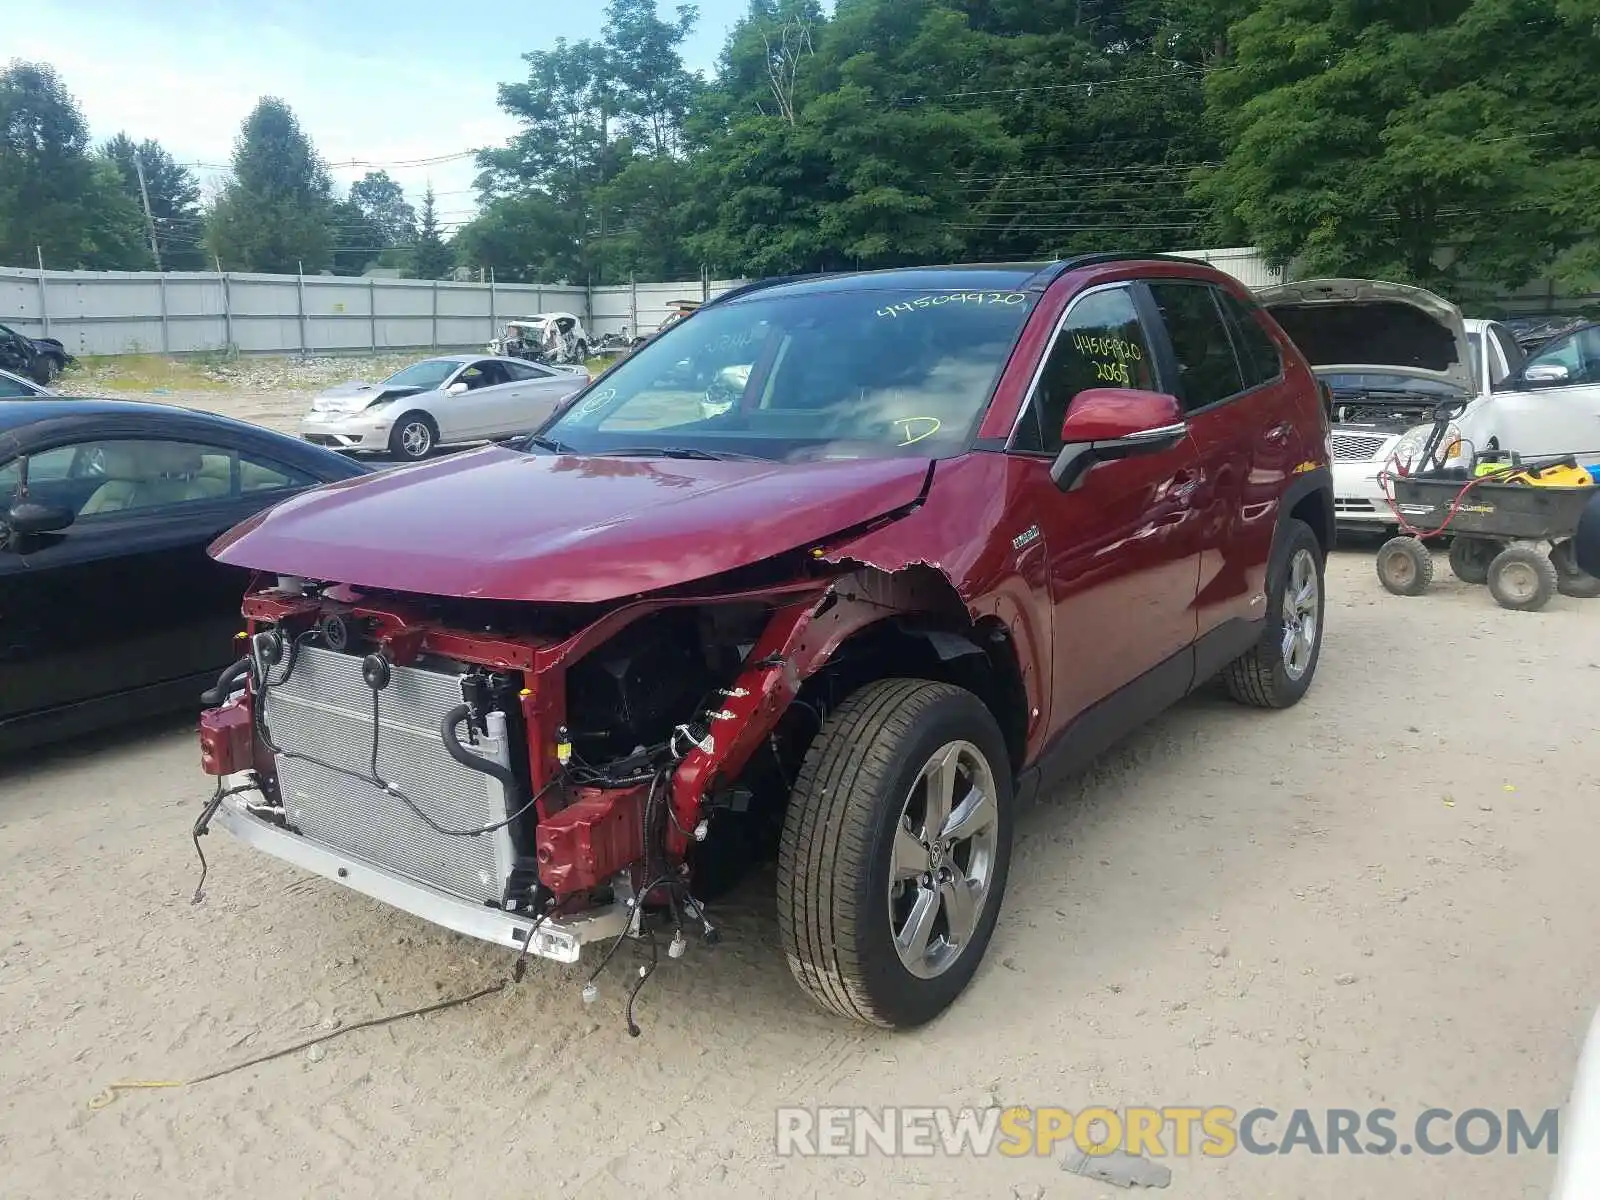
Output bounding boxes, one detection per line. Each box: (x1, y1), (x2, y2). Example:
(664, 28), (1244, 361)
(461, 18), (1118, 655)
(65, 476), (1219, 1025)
(1256, 278), (1474, 393)
(209, 446), (933, 603)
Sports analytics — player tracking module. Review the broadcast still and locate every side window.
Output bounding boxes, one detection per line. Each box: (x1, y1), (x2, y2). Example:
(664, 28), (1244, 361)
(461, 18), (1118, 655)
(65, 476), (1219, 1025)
(1147, 282), (1247, 412)
(1, 444), (83, 499)
(1216, 290), (1283, 388)
(0, 373), (40, 398)
(457, 364), (488, 390)
(506, 361), (552, 382)
(1014, 287), (1156, 454)
(4, 439), (312, 520)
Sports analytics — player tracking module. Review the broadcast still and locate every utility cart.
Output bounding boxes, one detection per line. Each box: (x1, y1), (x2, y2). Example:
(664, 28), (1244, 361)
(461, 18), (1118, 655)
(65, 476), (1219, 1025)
(1377, 462), (1600, 609)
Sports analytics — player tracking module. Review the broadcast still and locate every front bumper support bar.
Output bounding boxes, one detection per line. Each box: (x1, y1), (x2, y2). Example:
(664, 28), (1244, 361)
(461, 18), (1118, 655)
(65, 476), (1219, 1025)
(212, 792), (628, 963)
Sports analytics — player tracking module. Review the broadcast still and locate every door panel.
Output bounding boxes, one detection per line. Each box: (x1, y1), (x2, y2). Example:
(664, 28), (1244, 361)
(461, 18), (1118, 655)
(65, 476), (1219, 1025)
(1009, 282), (1203, 734)
(1483, 386), (1600, 458)
(0, 506), (252, 726)
(1152, 283), (1295, 638)
(1021, 447), (1203, 733)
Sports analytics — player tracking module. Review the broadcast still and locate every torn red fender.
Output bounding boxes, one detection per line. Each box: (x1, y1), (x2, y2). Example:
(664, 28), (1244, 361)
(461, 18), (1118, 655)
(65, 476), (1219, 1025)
(666, 570), (969, 850)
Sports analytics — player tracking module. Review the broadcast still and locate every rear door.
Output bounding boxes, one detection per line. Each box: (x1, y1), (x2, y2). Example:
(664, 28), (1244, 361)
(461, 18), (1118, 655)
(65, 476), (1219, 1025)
(1144, 280), (1295, 660)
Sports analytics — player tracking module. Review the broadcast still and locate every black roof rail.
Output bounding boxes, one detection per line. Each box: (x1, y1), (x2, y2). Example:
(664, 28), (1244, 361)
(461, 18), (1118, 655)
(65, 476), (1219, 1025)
(703, 253), (1218, 306)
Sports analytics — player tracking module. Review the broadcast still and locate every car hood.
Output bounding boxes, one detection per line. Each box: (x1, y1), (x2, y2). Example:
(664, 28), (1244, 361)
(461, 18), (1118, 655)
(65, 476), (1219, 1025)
(1256, 278), (1474, 393)
(209, 447), (933, 603)
(309, 380), (428, 413)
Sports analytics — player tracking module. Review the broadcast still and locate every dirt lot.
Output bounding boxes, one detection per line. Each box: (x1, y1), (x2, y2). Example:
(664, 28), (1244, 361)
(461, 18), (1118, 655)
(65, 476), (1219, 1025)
(5, 362), (1598, 1197)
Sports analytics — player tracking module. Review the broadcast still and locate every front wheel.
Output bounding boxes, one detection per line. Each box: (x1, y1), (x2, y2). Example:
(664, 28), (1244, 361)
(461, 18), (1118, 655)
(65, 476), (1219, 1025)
(1376, 535), (1434, 597)
(388, 412), (438, 461)
(1223, 518), (1325, 709)
(777, 679), (1013, 1028)
(32, 353), (61, 385)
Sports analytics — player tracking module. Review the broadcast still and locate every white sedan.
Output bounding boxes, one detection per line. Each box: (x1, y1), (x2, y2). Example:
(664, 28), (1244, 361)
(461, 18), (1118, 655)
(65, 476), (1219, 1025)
(299, 354), (591, 461)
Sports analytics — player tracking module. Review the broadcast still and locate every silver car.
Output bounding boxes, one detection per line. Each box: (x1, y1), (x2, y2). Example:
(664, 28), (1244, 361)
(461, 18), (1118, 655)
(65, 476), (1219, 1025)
(299, 354), (591, 461)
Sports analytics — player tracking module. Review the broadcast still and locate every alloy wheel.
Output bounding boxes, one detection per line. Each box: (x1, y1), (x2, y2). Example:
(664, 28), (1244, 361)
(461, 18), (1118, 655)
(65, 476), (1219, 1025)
(400, 421), (432, 458)
(888, 740), (1000, 980)
(1280, 547), (1320, 680)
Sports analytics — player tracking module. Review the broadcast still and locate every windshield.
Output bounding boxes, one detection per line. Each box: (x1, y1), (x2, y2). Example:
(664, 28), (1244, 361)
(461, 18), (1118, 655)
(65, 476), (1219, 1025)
(537, 287), (1038, 461)
(382, 360), (459, 390)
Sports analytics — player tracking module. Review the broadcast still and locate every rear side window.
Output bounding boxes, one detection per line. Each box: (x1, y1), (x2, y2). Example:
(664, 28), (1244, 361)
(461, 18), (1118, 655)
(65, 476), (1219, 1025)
(1217, 290), (1283, 388)
(1147, 282), (1246, 413)
(1014, 287), (1157, 454)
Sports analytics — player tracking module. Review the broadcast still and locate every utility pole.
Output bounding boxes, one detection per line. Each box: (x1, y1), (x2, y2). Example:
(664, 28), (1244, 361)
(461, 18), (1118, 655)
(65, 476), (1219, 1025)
(133, 154), (162, 271)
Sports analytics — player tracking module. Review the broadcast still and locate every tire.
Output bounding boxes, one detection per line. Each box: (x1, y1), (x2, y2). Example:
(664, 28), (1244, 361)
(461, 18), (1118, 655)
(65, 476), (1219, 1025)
(1223, 517), (1326, 709)
(1448, 536), (1501, 586)
(777, 679), (1013, 1029)
(32, 353), (61, 385)
(1487, 546), (1558, 611)
(1551, 540), (1600, 599)
(388, 412), (437, 461)
(1376, 536), (1433, 597)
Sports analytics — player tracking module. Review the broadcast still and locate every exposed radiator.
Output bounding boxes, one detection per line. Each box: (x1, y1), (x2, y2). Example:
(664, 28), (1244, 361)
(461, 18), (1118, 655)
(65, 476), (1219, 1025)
(263, 645), (516, 907)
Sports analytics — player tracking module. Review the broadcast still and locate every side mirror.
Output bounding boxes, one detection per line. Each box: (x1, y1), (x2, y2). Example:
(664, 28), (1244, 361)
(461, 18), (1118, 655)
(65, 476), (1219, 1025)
(1523, 363), (1571, 387)
(6, 500), (74, 536)
(1051, 388), (1188, 492)
(445, 381), (469, 396)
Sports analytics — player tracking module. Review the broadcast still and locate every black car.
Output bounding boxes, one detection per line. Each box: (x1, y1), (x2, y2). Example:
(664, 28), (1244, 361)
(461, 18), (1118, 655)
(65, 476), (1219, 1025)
(0, 399), (370, 753)
(0, 322), (73, 385)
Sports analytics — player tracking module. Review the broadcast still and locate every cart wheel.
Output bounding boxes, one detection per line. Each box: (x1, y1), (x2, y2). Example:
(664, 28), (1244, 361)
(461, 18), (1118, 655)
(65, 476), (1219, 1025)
(1377, 536), (1433, 596)
(1551, 540), (1600, 599)
(1487, 546), (1559, 611)
(1447, 536), (1502, 586)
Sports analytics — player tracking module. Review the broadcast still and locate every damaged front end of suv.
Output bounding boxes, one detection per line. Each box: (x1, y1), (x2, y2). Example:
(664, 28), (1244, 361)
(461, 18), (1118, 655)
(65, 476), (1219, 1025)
(194, 269), (1051, 1030)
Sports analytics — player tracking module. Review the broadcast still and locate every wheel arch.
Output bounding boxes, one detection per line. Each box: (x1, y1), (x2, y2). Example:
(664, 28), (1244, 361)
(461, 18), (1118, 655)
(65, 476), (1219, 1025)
(1283, 467), (1334, 560)
(787, 567), (1031, 777)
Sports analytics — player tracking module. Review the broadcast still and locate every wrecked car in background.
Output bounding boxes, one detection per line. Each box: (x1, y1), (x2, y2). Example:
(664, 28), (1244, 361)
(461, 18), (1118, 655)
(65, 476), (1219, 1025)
(196, 256), (1333, 1029)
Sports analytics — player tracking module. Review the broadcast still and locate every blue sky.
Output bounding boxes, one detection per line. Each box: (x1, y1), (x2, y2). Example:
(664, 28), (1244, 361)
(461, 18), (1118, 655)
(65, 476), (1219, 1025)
(14, 0), (762, 233)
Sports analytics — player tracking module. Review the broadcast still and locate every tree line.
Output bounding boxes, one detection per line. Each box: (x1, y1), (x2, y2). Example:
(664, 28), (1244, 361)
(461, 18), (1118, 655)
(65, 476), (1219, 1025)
(4, 0), (1599, 298)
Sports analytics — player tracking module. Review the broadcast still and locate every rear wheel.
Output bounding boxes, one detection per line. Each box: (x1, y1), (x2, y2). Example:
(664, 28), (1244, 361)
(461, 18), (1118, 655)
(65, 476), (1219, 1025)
(777, 679), (1013, 1028)
(1223, 518), (1325, 709)
(1447, 536), (1502, 586)
(1377, 536), (1433, 597)
(1550, 540), (1600, 599)
(388, 412), (437, 461)
(1487, 546), (1558, 611)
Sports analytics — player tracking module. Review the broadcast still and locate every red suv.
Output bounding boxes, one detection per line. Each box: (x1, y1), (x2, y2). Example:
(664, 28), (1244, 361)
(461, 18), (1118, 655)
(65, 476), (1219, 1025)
(197, 254), (1332, 1029)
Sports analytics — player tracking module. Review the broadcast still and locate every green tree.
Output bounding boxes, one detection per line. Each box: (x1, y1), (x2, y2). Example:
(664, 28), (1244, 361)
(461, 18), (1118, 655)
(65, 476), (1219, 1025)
(348, 170), (416, 246)
(603, 0), (702, 155)
(100, 133), (204, 270)
(0, 60), (147, 269)
(409, 185), (456, 279)
(1197, 0), (1600, 293)
(204, 97), (335, 273)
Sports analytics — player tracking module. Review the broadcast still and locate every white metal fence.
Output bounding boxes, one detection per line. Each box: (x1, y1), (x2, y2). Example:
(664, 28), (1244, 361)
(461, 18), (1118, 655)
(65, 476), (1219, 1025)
(0, 269), (752, 358)
(0, 249), (1288, 359)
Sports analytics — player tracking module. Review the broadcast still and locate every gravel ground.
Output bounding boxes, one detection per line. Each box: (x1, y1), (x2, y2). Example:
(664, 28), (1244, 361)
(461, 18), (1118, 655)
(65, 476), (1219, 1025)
(3, 549), (1598, 1199)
